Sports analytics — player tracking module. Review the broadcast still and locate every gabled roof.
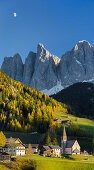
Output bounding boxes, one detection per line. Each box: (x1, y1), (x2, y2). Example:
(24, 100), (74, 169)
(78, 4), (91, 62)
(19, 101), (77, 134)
(42, 146), (51, 151)
(2, 143), (25, 148)
(49, 145), (61, 149)
(0, 152), (10, 156)
(15, 143), (25, 147)
(7, 138), (22, 144)
(66, 140), (75, 148)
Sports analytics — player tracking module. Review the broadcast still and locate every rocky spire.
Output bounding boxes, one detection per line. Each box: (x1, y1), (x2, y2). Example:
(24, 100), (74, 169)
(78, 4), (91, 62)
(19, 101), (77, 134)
(2, 40), (94, 95)
(63, 126), (67, 142)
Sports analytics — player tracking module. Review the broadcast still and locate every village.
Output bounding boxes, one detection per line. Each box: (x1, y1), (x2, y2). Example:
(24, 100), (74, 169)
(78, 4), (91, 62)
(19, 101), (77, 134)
(0, 127), (88, 161)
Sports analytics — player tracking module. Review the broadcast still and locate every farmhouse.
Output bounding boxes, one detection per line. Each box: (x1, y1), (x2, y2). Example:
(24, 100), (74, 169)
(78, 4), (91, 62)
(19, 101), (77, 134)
(0, 138), (25, 156)
(40, 145), (61, 157)
(61, 127), (80, 155)
(40, 146), (52, 157)
(49, 145), (61, 157)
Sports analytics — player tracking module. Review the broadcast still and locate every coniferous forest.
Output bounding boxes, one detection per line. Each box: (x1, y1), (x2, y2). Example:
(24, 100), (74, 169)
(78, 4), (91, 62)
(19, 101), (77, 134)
(0, 70), (67, 133)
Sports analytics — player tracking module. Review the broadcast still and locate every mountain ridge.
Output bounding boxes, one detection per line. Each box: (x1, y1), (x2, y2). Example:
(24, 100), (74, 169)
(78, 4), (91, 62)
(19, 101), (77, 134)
(1, 40), (94, 95)
(51, 82), (94, 119)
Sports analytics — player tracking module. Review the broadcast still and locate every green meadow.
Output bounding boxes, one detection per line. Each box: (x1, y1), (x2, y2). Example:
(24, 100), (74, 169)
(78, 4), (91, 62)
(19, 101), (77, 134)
(54, 111), (94, 132)
(2, 155), (94, 170)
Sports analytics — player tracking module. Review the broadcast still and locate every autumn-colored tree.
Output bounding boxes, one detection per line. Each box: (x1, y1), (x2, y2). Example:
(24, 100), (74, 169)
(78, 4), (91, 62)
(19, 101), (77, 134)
(0, 70), (69, 133)
(0, 131), (6, 148)
(26, 144), (33, 161)
(8, 137), (15, 155)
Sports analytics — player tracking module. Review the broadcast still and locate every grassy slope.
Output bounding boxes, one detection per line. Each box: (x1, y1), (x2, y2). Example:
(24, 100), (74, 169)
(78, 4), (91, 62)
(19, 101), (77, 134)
(3, 155), (94, 170)
(54, 111), (94, 133)
(54, 111), (94, 152)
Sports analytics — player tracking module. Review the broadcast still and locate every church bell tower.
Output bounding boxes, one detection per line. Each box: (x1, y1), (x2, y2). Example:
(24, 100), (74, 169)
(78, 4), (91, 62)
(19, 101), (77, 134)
(61, 126), (67, 154)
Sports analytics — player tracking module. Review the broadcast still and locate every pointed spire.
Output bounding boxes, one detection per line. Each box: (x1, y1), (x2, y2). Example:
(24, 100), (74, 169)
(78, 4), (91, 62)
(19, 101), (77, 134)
(63, 126), (67, 142)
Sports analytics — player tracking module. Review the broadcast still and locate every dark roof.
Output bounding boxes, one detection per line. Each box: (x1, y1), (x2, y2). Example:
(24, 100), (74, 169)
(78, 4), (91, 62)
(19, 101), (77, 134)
(2, 143), (25, 148)
(66, 140), (75, 148)
(42, 146), (51, 151)
(0, 152), (10, 155)
(49, 145), (61, 149)
(62, 120), (69, 123)
(25, 144), (39, 148)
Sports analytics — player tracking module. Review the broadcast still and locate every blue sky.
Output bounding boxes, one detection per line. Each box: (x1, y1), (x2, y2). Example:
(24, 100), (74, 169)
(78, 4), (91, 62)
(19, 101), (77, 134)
(0, 0), (94, 66)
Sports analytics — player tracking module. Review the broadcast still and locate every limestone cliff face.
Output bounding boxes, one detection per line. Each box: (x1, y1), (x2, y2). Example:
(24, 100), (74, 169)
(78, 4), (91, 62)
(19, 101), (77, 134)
(1, 44), (60, 91)
(30, 44), (60, 90)
(1, 40), (94, 95)
(1, 53), (24, 82)
(59, 40), (94, 87)
(23, 51), (36, 86)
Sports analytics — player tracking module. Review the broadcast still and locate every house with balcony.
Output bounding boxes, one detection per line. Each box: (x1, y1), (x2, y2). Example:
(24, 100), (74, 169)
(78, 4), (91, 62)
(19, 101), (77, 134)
(0, 138), (25, 156)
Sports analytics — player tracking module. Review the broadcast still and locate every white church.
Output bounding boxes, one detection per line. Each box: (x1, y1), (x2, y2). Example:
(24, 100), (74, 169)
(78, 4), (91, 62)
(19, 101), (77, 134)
(61, 127), (80, 155)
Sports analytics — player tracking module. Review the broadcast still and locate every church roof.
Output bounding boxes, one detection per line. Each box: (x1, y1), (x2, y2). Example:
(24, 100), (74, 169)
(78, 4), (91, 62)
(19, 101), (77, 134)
(63, 126), (67, 141)
(66, 140), (75, 148)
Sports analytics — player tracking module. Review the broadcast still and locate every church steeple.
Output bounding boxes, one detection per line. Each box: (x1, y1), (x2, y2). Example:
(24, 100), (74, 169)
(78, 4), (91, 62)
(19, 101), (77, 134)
(63, 126), (67, 142)
(61, 126), (67, 154)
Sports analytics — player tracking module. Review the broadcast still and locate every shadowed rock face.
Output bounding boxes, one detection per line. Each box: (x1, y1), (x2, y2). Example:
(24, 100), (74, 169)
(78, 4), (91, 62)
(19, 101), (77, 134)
(30, 44), (60, 90)
(23, 51), (36, 86)
(1, 53), (24, 82)
(59, 40), (94, 87)
(1, 40), (94, 94)
(1, 43), (60, 91)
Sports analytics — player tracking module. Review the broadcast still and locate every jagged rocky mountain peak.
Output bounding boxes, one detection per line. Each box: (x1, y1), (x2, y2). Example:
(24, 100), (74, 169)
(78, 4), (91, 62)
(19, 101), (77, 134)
(38, 43), (44, 48)
(78, 40), (92, 47)
(37, 43), (60, 65)
(37, 43), (51, 62)
(1, 40), (94, 95)
(13, 53), (22, 58)
(73, 40), (93, 51)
